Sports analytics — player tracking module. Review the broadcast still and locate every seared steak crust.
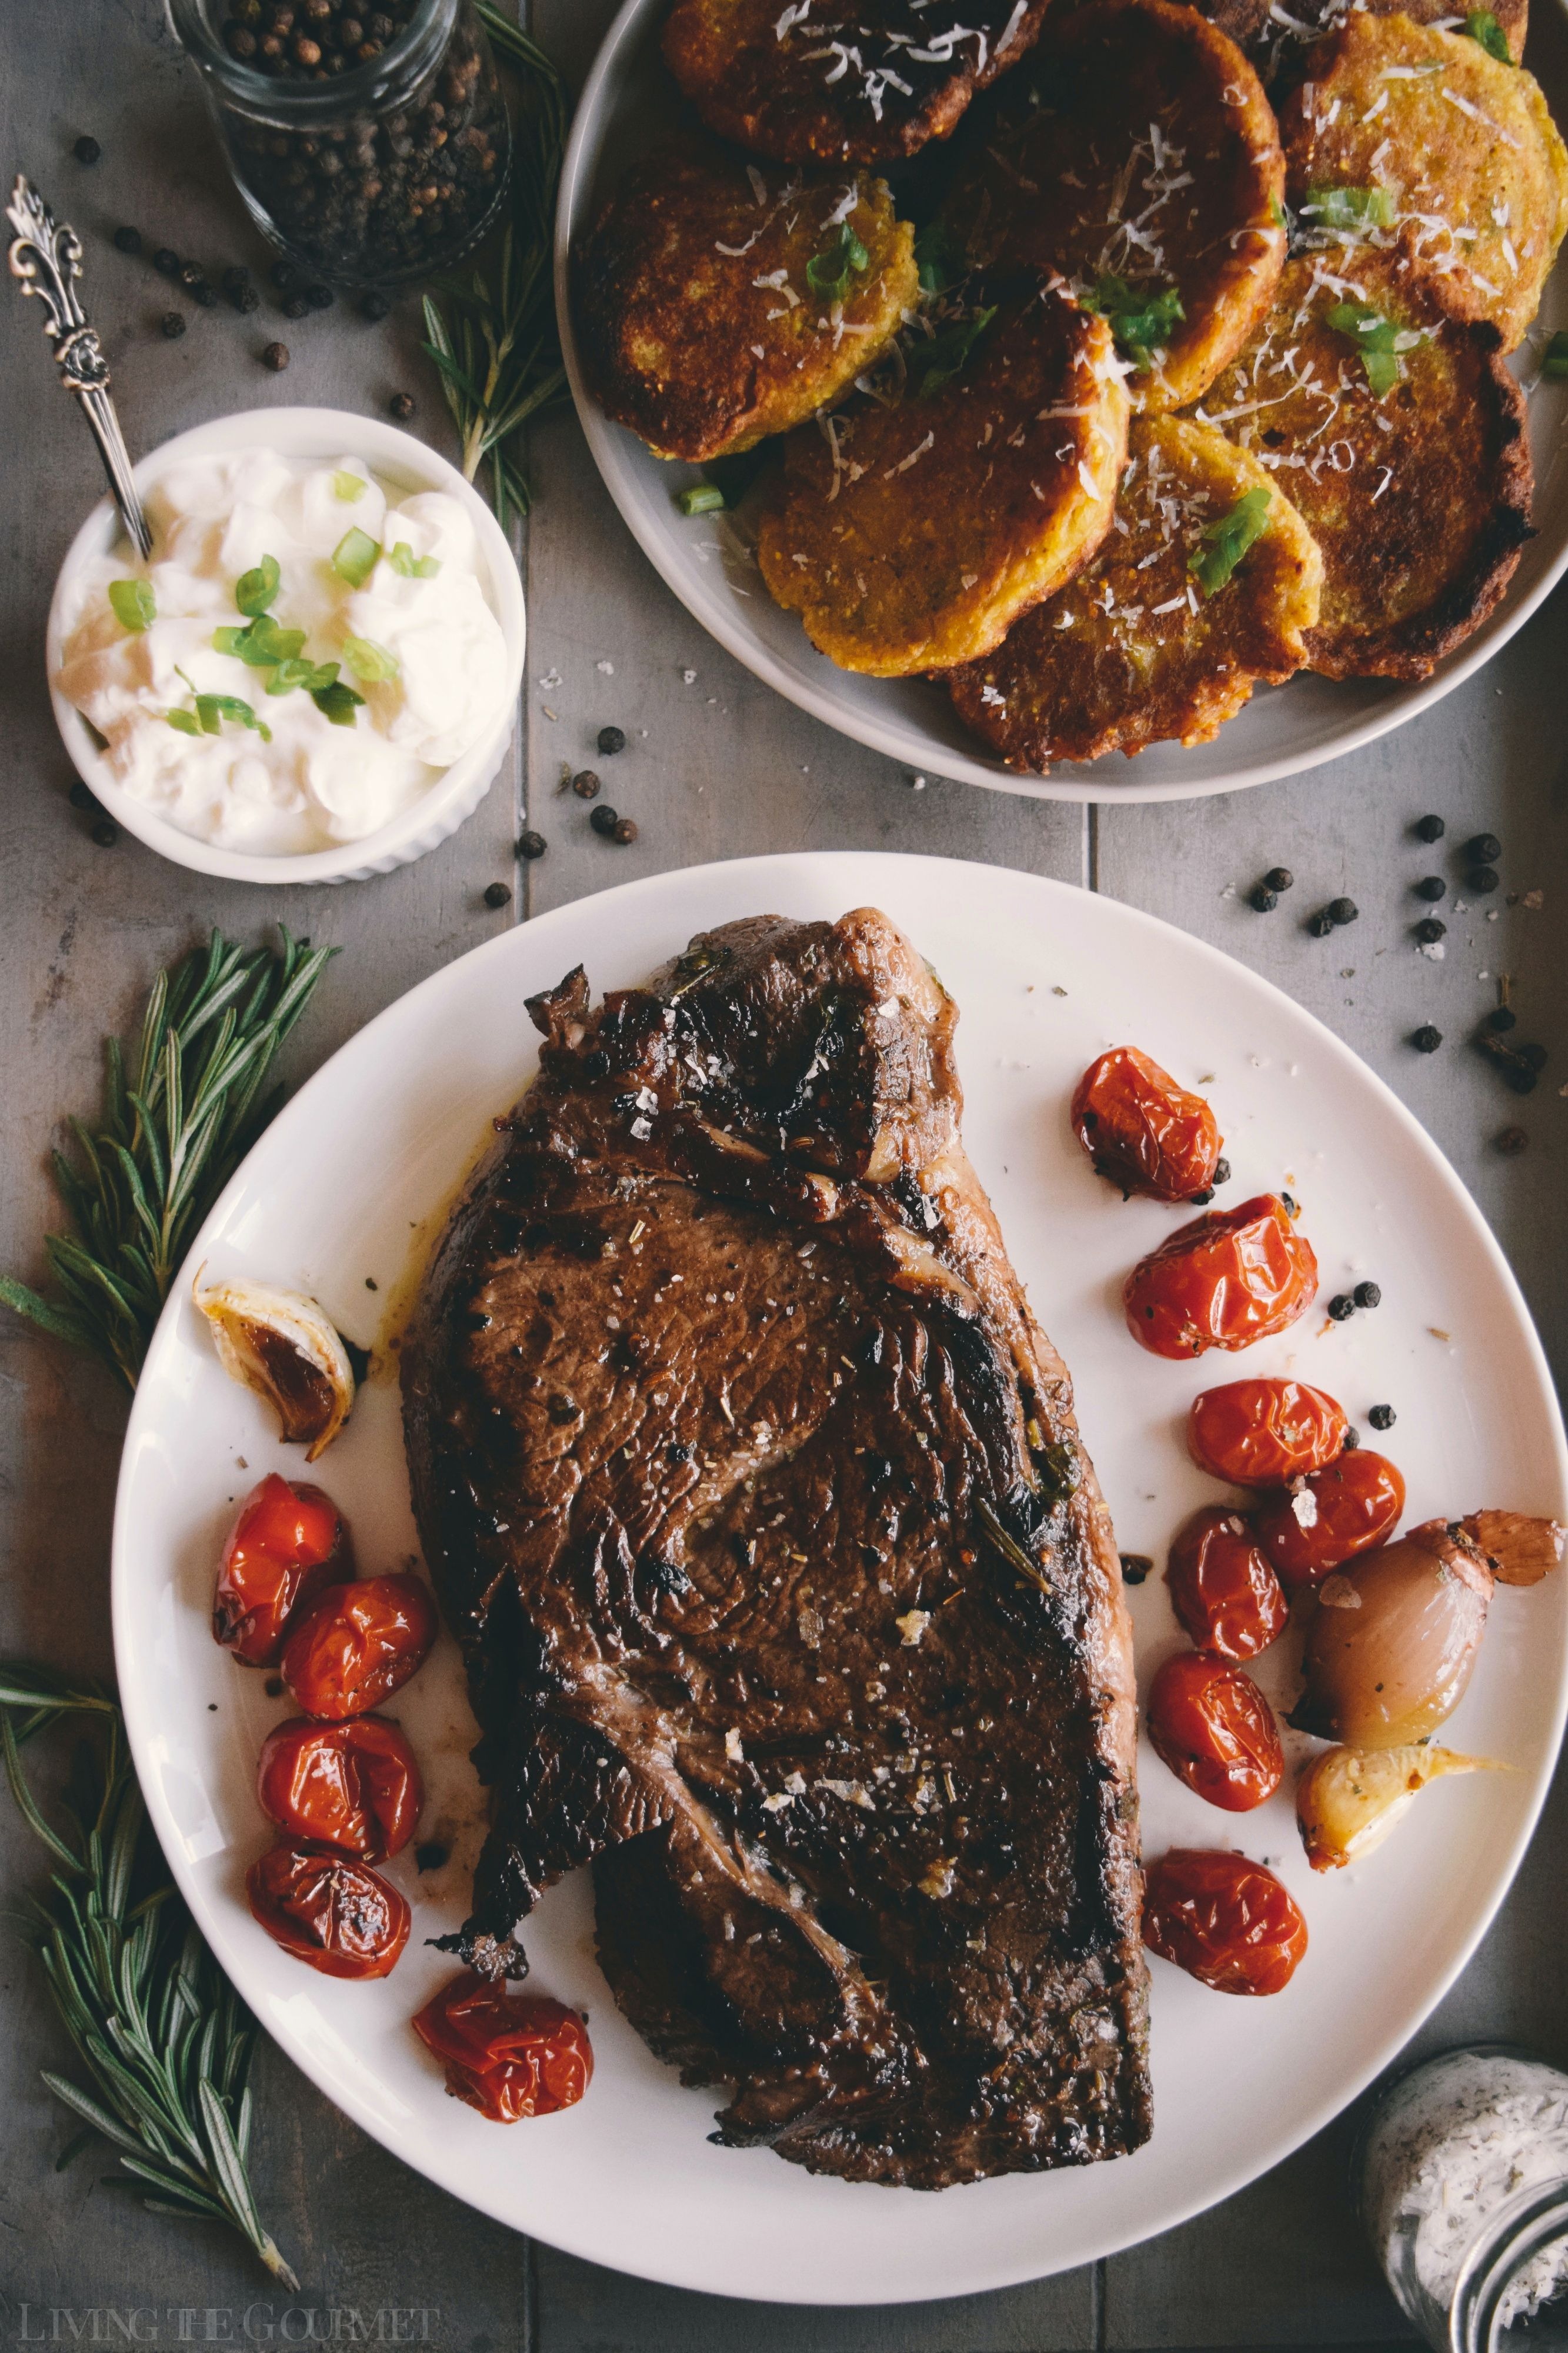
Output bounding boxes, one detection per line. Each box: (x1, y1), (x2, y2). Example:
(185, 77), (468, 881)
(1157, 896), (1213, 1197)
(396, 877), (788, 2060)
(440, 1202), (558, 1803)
(402, 908), (1151, 2187)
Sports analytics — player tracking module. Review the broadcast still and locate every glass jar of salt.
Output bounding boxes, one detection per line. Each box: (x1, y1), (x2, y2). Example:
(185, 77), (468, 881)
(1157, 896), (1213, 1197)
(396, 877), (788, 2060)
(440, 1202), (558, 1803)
(1357, 2046), (1568, 2351)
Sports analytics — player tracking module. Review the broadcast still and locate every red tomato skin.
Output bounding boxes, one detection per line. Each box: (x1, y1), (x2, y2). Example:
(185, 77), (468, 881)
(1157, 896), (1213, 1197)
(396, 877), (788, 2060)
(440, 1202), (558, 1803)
(412, 1971), (593, 2122)
(1165, 1508), (1289, 1661)
(1071, 1047), (1222, 1204)
(1143, 1848), (1308, 1995)
(1187, 1379), (1348, 1487)
(212, 1474), (349, 1667)
(246, 1841), (409, 1979)
(256, 1717), (423, 1860)
(1146, 1651), (1284, 1811)
(1254, 1451), (1406, 1588)
(1123, 1195), (1319, 1360)
(281, 1575), (437, 1722)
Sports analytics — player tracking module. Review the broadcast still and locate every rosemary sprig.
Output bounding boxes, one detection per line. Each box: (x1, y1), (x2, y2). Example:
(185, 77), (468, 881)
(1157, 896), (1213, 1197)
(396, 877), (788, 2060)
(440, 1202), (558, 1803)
(0, 1663), (297, 2287)
(421, 6), (568, 530)
(0, 926), (338, 1390)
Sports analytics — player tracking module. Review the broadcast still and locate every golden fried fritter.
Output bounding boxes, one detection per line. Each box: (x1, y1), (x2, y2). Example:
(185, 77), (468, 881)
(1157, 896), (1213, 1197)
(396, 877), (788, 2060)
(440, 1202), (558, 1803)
(940, 0), (1286, 411)
(757, 282), (1130, 674)
(1196, 251), (1533, 678)
(1279, 14), (1568, 351)
(662, 0), (1051, 166)
(574, 148), (918, 464)
(947, 416), (1322, 765)
(1182, 0), (1527, 78)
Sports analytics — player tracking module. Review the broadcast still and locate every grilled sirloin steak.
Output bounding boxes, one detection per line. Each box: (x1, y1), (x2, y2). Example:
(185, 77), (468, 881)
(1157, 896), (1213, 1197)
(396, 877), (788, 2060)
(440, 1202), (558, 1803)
(402, 908), (1151, 2187)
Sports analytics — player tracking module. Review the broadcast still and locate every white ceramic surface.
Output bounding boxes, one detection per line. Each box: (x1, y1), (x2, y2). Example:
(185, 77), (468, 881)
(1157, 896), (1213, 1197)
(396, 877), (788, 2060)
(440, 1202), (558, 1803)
(554, 0), (1568, 806)
(114, 852), (1568, 2304)
(46, 407), (525, 885)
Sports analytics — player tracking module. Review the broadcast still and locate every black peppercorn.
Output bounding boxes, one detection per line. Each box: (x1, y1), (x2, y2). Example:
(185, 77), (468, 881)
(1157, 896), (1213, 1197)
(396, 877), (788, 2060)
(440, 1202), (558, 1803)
(1463, 832), (1502, 864)
(1414, 875), (1446, 902)
(1413, 813), (1445, 842)
(517, 829), (546, 860)
(154, 247), (182, 277)
(360, 291), (391, 321)
(179, 262), (205, 291)
(1414, 917), (1446, 944)
(1411, 1025), (1443, 1053)
(161, 311), (188, 338)
(1265, 866), (1294, 892)
(221, 264), (251, 293)
(305, 282), (334, 309)
(589, 805), (619, 838)
(1487, 1006), (1517, 1032)
(1119, 1554), (1153, 1586)
(1327, 897), (1358, 926)
(91, 818), (119, 847)
(1327, 1294), (1356, 1321)
(1280, 1192), (1299, 1217)
(1212, 1157), (1231, 1185)
(1189, 1187), (1215, 1206)
(415, 1842), (449, 1874)
(231, 282), (261, 312)
(283, 292), (312, 318)
(1308, 911), (1335, 937)
(1353, 1281), (1382, 1309)
(612, 817), (639, 845)
(1367, 1403), (1396, 1431)
(69, 780), (97, 810)
(1477, 1034), (1538, 1094)
(1494, 1125), (1529, 1156)
(571, 769), (600, 799)
(226, 21), (259, 54)
(74, 136), (102, 165)
(389, 391), (416, 417)
(597, 725), (626, 755)
(261, 339), (291, 369)
(114, 226), (142, 254)
(1342, 1426), (1360, 1451)
(1517, 1041), (1549, 1071)
(1249, 884), (1279, 913)
(482, 881), (511, 909)
(191, 279), (218, 306)
(1468, 865), (1500, 895)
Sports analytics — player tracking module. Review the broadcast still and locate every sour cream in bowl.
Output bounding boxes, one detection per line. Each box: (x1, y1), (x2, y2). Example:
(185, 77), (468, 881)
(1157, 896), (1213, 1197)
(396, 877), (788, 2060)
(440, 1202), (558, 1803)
(47, 409), (525, 885)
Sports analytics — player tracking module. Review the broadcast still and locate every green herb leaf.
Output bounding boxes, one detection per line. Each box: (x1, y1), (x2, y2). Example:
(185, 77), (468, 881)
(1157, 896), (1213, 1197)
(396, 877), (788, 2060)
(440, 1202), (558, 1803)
(165, 708), (202, 736)
(913, 218), (965, 297)
(311, 679), (366, 726)
(908, 304), (997, 398)
(388, 540), (441, 579)
(1542, 328), (1568, 379)
(1325, 299), (1406, 395)
(1463, 8), (1512, 59)
(332, 469), (368, 501)
(108, 579), (156, 633)
(676, 482), (727, 517)
(233, 555), (281, 618)
(1080, 275), (1185, 371)
(805, 221), (870, 306)
(341, 634), (400, 684)
(1306, 184), (1393, 230)
(1189, 486), (1272, 597)
(331, 528), (381, 588)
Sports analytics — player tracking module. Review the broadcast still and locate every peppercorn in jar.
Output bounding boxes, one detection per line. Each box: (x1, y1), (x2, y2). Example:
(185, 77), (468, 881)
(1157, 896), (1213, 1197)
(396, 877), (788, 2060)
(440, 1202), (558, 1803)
(168, 0), (510, 286)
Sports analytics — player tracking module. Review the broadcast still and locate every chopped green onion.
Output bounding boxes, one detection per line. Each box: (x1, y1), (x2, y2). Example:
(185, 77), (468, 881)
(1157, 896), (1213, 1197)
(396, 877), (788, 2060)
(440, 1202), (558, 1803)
(342, 634), (399, 684)
(332, 469), (368, 501)
(193, 692), (271, 742)
(214, 614), (306, 666)
(331, 528), (381, 588)
(805, 221), (870, 305)
(676, 482), (726, 516)
(1306, 184), (1393, 230)
(909, 303), (997, 397)
(235, 554), (281, 616)
(1463, 9), (1512, 59)
(265, 656), (338, 695)
(1190, 486), (1272, 597)
(1080, 275), (1185, 372)
(913, 218), (965, 297)
(1542, 329), (1568, 379)
(165, 708), (201, 736)
(1325, 299), (1404, 396)
(311, 679), (366, 726)
(388, 541), (440, 579)
(108, 578), (155, 632)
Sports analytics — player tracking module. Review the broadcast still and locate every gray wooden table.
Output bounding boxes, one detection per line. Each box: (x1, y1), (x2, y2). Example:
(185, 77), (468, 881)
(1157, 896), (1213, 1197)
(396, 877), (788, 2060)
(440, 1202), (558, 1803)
(1, 4), (1563, 2345)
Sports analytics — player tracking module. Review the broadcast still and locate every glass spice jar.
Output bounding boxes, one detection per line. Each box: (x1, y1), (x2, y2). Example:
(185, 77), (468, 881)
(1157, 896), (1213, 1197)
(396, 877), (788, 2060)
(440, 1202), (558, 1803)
(165, 0), (511, 286)
(1356, 2045), (1568, 2351)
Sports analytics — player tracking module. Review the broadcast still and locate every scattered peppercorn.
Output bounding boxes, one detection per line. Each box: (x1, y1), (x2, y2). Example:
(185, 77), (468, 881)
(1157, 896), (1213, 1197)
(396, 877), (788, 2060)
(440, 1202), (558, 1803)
(1413, 814), (1445, 843)
(113, 226), (142, 255)
(589, 805), (619, 838)
(1487, 1006), (1517, 1032)
(360, 291), (391, 321)
(1119, 1554), (1153, 1586)
(1353, 1281), (1382, 1309)
(283, 292), (312, 319)
(1463, 832), (1502, 864)
(261, 340), (291, 370)
(1327, 1294), (1356, 1322)
(263, 1675), (285, 1699)
(1342, 1427), (1360, 1451)
(414, 1842), (449, 1874)
(517, 829), (546, 860)
(1414, 917), (1446, 945)
(597, 725), (626, 756)
(68, 780), (96, 811)
(1495, 1126), (1529, 1156)
(154, 247), (181, 278)
(1189, 1187), (1215, 1206)
(191, 279), (218, 307)
(91, 818), (119, 848)
(1412, 1025), (1443, 1053)
(1518, 1042), (1549, 1072)
(231, 282), (261, 312)
(482, 881), (511, 909)
(1414, 875), (1446, 902)
(161, 311), (188, 339)
(1327, 897), (1358, 926)
(571, 769), (600, 799)
(1212, 1157), (1231, 1185)
(1308, 911), (1335, 938)
(306, 282), (335, 309)
(1265, 866), (1294, 892)
(1280, 1192), (1299, 1217)
(389, 391), (416, 418)
(1468, 865), (1500, 895)
(221, 264), (251, 294)
(74, 136), (102, 165)
(1477, 1034), (1538, 1095)
(1249, 884), (1277, 913)
(178, 262), (206, 292)
(1367, 1404), (1396, 1431)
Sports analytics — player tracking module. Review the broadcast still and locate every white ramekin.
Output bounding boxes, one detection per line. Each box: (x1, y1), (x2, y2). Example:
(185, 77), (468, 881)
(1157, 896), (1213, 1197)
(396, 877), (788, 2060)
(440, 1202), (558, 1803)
(46, 406), (526, 886)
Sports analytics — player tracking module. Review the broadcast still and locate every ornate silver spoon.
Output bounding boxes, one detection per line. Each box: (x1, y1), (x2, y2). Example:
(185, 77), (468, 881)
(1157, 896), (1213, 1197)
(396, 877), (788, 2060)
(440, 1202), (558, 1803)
(7, 172), (153, 559)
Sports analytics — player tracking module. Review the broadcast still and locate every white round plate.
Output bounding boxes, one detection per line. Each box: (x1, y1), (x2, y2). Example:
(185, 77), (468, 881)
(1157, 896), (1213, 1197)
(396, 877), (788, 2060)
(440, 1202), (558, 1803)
(554, 0), (1568, 805)
(115, 853), (1568, 2304)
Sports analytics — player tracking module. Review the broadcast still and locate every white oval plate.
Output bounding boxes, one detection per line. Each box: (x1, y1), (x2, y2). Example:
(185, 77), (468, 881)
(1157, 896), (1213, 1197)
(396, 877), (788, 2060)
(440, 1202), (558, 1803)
(553, 0), (1568, 805)
(115, 853), (1568, 2304)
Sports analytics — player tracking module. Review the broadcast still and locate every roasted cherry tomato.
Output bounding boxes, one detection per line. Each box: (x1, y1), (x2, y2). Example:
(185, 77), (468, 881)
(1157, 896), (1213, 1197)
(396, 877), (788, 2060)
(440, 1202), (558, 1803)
(212, 1474), (349, 1667)
(1071, 1046), (1222, 1204)
(1165, 1507), (1289, 1661)
(1254, 1450), (1406, 1589)
(280, 1574), (436, 1721)
(412, 1971), (593, 2122)
(256, 1716), (423, 1861)
(1142, 1848), (1307, 1995)
(1187, 1378), (1347, 1488)
(246, 1840), (409, 1978)
(1146, 1650), (1283, 1811)
(1124, 1193), (1319, 1360)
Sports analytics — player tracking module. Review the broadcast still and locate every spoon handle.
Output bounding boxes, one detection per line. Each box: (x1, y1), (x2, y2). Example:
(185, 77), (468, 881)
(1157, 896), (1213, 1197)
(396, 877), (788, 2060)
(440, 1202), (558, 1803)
(7, 172), (153, 561)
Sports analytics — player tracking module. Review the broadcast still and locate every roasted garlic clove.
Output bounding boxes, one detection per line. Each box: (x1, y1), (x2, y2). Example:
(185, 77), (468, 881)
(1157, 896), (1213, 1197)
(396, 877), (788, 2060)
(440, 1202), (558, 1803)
(1297, 1743), (1507, 1872)
(195, 1277), (356, 1459)
(1462, 1511), (1566, 1588)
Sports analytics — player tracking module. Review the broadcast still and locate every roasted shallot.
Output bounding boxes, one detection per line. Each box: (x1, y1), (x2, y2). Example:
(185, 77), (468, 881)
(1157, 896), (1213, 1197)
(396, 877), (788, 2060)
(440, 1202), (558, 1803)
(1290, 1519), (1496, 1748)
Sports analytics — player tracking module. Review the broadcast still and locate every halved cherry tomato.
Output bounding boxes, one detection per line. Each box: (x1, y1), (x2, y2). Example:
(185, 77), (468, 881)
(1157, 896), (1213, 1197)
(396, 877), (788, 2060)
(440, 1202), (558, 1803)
(280, 1574), (436, 1721)
(412, 1971), (593, 2122)
(1254, 1450), (1406, 1588)
(1146, 1651), (1283, 1811)
(1123, 1194), (1318, 1360)
(246, 1840), (409, 1979)
(1187, 1379), (1347, 1488)
(212, 1474), (349, 1667)
(1071, 1047), (1222, 1204)
(1166, 1507), (1289, 1661)
(1143, 1848), (1307, 1995)
(257, 1716), (423, 1861)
